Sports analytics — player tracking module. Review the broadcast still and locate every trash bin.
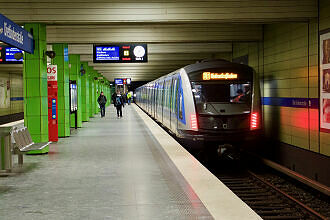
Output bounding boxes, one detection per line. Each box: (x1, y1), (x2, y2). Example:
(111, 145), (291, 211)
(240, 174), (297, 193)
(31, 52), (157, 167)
(0, 127), (12, 172)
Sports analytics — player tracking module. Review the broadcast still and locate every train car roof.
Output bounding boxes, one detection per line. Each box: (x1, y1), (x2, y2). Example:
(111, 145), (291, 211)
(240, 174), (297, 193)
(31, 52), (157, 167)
(136, 59), (254, 89)
(183, 59), (254, 75)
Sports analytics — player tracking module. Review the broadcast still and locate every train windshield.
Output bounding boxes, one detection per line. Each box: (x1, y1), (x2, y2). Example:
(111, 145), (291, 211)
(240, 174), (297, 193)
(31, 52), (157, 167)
(191, 82), (251, 115)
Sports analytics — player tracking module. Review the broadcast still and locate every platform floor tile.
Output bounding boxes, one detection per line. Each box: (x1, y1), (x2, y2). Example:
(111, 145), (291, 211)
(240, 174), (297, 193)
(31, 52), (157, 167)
(0, 105), (212, 220)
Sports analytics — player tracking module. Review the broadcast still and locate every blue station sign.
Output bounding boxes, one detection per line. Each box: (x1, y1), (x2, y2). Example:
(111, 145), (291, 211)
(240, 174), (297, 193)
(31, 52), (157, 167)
(0, 14), (34, 54)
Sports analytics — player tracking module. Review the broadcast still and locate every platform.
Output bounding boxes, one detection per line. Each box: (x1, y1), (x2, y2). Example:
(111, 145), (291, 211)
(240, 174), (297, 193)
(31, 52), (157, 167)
(0, 105), (260, 219)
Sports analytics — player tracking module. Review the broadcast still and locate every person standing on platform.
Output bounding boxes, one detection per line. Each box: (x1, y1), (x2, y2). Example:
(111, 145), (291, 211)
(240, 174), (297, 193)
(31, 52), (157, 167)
(127, 92), (132, 105)
(97, 91), (107, 118)
(114, 91), (124, 118)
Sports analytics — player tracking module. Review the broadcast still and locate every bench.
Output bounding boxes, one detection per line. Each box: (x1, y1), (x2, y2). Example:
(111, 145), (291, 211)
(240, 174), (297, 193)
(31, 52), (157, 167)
(11, 127), (50, 165)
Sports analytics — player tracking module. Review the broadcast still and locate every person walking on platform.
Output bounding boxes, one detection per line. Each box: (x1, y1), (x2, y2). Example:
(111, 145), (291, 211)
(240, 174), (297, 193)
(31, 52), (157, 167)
(114, 91), (124, 118)
(97, 91), (107, 118)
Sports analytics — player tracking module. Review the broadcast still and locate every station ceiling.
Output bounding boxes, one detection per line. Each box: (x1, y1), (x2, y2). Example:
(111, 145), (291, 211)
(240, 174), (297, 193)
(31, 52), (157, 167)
(0, 0), (317, 81)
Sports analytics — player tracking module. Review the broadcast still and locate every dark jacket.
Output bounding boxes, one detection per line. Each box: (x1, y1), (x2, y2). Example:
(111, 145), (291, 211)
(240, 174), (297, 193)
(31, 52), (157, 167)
(114, 95), (124, 107)
(97, 95), (107, 106)
(111, 93), (117, 104)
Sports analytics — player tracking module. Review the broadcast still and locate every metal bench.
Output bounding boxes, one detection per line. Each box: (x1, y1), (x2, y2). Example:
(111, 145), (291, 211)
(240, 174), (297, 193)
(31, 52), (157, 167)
(11, 127), (50, 165)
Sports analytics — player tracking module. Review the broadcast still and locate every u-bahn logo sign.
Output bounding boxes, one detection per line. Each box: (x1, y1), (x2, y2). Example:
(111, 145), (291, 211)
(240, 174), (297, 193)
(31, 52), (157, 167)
(0, 14), (34, 54)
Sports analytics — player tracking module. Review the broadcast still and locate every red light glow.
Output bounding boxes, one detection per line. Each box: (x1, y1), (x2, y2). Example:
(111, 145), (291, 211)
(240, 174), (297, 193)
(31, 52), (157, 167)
(250, 112), (258, 130)
(190, 114), (198, 130)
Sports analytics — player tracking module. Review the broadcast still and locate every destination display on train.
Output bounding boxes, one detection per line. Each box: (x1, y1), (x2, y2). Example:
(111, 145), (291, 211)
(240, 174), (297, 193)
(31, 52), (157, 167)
(0, 46), (23, 64)
(93, 44), (147, 63)
(203, 72), (238, 80)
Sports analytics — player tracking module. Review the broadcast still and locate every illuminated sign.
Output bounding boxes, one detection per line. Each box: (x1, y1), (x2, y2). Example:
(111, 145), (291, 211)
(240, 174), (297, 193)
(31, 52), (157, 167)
(115, 78), (131, 85)
(93, 44), (147, 63)
(0, 46), (23, 64)
(95, 46), (120, 61)
(5, 47), (23, 62)
(203, 72), (238, 80)
(115, 79), (123, 85)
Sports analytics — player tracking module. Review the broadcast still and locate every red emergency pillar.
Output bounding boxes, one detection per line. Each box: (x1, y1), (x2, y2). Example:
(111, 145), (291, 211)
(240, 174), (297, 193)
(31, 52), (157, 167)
(47, 65), (58, 142)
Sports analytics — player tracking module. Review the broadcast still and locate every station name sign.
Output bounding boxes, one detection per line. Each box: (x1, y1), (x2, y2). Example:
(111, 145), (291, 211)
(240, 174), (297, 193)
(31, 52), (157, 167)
(203, 72), (238, 80)
(93, 44), (147, 63)
(0, 14), (34, 54)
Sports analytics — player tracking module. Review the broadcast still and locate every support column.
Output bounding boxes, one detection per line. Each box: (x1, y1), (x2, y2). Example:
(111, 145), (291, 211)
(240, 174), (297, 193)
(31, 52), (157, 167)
(23, 23), (48, 143)
(52, 44), (70, 137)
(88, 67), (94, 117)
(110, 84), (115, 105)
(69, 55), (82, 128)
(81, 62), (89, 122)
(93, 70), (98, 114)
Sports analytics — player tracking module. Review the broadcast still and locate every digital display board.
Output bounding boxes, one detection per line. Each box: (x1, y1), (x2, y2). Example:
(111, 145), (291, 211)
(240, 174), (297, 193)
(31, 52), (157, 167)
(0, 45), (23, 64)
(115, 78), (131, 85)
(5, 47), (23, 62)
(93, 44), (147, 63)
(95, 46), (120, 61)
(203, 72), (238, 80)
(115, 79), (123, 85)
(70, 83), (78, 112)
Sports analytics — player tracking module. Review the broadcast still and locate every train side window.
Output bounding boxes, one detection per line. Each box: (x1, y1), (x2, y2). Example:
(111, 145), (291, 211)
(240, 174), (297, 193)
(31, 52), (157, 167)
(168, 79), (171, 108)
(162, 80), (165, 107)
(170, 78), (174, 112)
(178, 79), (183, 119)
(175, 77), (179, 116)
(172, 78), (177, 112)
(179, 92), (183, 119)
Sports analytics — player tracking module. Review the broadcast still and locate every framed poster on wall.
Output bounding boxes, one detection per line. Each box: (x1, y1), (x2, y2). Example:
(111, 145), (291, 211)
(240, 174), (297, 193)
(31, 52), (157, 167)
(320, 31), (330, 132)
(0, 78), (10, 109)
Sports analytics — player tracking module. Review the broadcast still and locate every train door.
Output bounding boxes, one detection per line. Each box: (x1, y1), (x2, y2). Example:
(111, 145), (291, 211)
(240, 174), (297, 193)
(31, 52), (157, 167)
(153, 83), (156, 117)
(170, 76), (178, 130)
(148, 85), (152, 114)
(163, 78), (171, 128)
(161, 80), (165, 123)
(156, 81), (162, 121)
(154, 82), (157, 119)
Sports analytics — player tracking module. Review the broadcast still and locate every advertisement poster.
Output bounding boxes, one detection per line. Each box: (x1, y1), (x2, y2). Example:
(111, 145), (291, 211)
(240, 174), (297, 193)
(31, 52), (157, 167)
(320, 32), (330, 132)
(0, 78), (10, 109)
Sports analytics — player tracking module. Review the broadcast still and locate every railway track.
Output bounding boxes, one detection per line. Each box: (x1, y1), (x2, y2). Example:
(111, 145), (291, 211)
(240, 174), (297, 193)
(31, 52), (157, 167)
(213, 162), (329, 220)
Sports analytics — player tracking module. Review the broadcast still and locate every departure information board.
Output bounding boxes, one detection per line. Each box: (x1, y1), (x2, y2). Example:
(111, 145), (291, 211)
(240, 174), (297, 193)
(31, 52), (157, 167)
(0, 45), (23, 64)
(5, 47), (23, 62)
(95, 46), (120, 61)
(115, 78), (131, 85)
(93, 44), (147, 63)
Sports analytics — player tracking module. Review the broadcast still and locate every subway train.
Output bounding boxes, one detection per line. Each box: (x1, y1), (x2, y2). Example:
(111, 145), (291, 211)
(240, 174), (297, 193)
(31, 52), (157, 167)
(135, 59), (262, 155)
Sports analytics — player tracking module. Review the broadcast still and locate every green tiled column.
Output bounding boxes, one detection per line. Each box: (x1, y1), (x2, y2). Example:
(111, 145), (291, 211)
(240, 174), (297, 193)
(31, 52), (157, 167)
(93, 71), (98, 114)
(89, 67), (94, 117)
(52, 44), (70, 137)
(110, 85), (115, 105)
(106, 82), (110, 106)
(69, 55), (82, 128)
(23, 23), (48, 143)
(81, 62), (90, 122)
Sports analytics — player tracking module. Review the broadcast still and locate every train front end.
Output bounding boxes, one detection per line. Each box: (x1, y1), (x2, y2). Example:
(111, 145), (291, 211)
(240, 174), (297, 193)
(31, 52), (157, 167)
(181, 61), (263, 153)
